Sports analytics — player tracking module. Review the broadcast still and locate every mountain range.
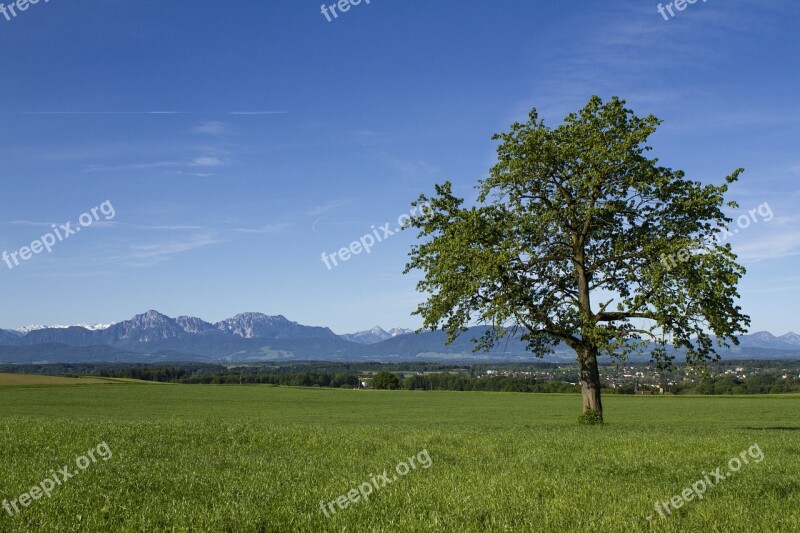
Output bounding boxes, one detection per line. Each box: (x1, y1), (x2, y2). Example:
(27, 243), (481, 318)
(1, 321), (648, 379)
(14, 323), (114, 334)
(1, 310), (798, 364)
(340, 326), (414, 344)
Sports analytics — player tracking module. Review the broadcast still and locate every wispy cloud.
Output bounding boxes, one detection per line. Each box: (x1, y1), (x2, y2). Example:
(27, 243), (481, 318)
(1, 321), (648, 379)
(193, 121), (232, 135)
(734, 231), (800, 262)
(83, 161), (180, 172)
(176, 171), (219, 178)
(229, 111), (287, 115)
(8, 220), (54, 227)
(771, 213), (800, 228)
(6, 220), (205, 231)
(123, 234), (222, 263)
(509, 1), (792, 127)
(307, 200), (354, 217)
(233, 223), (291, 234)
(21, 111), (186, 115)
(191, 157), (226, 167)
(387, 157), (438, 178)
(20, 110), (288, 115)
(106, 222), (206, 231)
(82, 156), (227, 172)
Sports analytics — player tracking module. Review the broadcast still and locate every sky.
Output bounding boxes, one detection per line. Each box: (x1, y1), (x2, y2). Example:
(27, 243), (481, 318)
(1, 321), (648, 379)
(0, 0), (798, 335)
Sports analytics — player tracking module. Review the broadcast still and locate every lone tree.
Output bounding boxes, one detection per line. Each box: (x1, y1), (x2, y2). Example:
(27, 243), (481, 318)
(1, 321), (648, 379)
(372, 371), (401, 390)
(404, 96), (750, 422)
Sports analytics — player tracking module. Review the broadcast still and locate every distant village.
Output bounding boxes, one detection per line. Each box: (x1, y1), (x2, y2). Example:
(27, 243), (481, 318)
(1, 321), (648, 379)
(474, 360), (800, 395)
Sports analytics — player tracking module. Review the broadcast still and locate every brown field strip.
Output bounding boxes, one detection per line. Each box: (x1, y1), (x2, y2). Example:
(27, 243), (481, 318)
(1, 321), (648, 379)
(0, 373), (119, 386)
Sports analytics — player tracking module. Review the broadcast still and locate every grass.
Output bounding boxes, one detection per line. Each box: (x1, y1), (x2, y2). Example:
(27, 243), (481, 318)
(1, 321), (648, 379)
(0, 383), (798, 531)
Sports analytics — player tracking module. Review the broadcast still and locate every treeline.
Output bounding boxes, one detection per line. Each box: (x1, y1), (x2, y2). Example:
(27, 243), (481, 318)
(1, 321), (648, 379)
(402, 373), (578, 393)
(2, 362), (798, 394)
(183, 371), (581, 392)
(0, 363), (579, 392)
(183, 372), (360, 387)
(670, 375), (800, 395)
(0, 363), (222, 382)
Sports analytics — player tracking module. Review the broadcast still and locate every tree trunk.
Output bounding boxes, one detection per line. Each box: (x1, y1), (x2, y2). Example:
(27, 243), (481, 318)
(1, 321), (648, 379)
(578, 346), (603, 420)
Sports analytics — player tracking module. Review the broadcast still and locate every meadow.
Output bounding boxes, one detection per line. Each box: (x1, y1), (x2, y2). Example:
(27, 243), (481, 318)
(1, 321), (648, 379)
(0, 382), (798, 531)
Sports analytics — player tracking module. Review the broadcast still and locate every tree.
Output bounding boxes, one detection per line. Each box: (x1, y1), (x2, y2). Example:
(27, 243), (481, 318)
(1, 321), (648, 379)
(371, 371), (401, 390)
(404, 96), (750, 422)
(332, 372), (357, 388)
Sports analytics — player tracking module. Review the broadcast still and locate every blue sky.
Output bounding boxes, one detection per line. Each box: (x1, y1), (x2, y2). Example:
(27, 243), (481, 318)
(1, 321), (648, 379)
(0, 0), (798, 335)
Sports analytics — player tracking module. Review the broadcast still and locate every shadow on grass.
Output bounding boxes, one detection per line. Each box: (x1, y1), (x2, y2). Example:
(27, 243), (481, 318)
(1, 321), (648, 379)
(740, 426), (800, 431)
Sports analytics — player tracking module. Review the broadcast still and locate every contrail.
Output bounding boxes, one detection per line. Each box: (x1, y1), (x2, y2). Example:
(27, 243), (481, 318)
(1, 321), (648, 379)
(229, 111), (288, 115)
(21, 111), (186, 115)
(20, 111), (287, 115)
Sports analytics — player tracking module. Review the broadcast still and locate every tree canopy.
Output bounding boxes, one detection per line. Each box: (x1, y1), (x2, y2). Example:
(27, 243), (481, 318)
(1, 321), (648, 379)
(405, 96), (750, 421)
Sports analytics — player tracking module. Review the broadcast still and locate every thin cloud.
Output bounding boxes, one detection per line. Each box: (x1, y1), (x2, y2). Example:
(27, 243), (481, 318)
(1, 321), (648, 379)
(83, 161), (180, 172)
(8, 220), (54, 227)
(125, 234), (222, 262)
(104, 222), (206, 231)
(6, 220), (205, 230)
(508, 1), (791, 127)
(308, 200), (354, 217)
(21, 111), (186, 115)
(233, 223), (291, 234)
(229, 111), (288, 115)
(733, 231), (800, 262)
(193, 121), (232, 135)
(191, 157), (226, 167)
(82, 157), (227, 172)
(387, 157), (438, 178)
(20, 111), (287, 116)
(176, 171), (219, 178)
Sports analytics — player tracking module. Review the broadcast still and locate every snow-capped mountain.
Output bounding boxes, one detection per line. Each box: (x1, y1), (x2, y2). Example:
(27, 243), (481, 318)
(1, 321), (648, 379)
(341, 326), (414, 344)
(737, 331), (800, 350)
(1, 312), (798, 364)
(175, 316), (215, 334)
(214, 312), (337, 339)
(16, 323), (114, 334)
(110, 310), (187, 343)
(7, 311), (339, 347)
(778, 332), (800, 346)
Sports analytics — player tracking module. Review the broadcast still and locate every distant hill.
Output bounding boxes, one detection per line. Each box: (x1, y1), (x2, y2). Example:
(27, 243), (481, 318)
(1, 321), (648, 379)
(2, 311), (798, 364)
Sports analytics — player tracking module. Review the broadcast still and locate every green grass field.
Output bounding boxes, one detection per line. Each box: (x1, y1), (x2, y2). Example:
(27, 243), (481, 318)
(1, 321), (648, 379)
(0, 383), (798, 532)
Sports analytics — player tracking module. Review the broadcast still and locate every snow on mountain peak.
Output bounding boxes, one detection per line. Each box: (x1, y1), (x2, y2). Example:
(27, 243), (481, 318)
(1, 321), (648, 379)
(16, 322), (114, 334)
(341, 326), (413, 344)
(778, 332), (800, 345)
